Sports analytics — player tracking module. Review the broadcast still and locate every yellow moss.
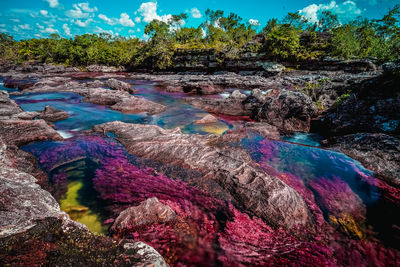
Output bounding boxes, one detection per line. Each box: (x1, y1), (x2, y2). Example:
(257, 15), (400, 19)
(329, 214), (365, 239)
(60, 181), (107, 235)
(199, 123), (229, 135)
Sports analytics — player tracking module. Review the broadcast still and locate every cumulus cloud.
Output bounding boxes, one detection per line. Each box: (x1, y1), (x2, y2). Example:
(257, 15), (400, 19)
(190, 7), (202, 18)
(138, 2), (172, 23)
(99, 13), (136, 27)
(18, 24), (31, 30)
(119, 13), (135, 27)
(135, 17), (141, 23)
(95, 26), (114, 35)
(40, 10), (49, 16)
(66, 3), (97, 19)
(10, 19), (20, 23)
(98, 14), (116, 25)
(36, 23), (45, 30)
(63, 24), (72, 36)
(74, 18), (93, 27)
(299, 1), (363, 24)
(44, 0), (59, 8)
(249, 19), (260, 26)
(41, 27), (58, 34)
(77, 3), (98, 13)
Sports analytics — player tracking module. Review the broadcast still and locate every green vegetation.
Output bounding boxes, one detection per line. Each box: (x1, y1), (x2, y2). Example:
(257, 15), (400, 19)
(1, 5), (399, 69)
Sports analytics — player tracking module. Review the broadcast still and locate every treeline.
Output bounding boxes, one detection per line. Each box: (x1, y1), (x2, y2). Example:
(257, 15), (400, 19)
(0, 5), (399, 69)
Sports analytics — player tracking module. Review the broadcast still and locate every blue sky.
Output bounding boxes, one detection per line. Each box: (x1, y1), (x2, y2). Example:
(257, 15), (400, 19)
(0, 0), (399, 40)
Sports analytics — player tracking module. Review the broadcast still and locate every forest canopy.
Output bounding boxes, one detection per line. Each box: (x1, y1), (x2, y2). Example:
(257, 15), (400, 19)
(1, 5), (399, 69)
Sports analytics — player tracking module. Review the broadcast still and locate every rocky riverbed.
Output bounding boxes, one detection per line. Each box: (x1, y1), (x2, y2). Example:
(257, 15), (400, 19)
(0, 62), (399, 266)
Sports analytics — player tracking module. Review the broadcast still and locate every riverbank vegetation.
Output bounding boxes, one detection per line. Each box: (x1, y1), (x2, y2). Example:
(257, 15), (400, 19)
(1, 5), (399, 69)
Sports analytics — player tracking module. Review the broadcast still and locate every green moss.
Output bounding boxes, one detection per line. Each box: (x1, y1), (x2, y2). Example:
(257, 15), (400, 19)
(60, 180), (107, 235)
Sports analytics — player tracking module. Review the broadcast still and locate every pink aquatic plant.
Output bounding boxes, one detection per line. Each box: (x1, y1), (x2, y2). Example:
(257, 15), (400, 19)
(93, 155), (333, 266)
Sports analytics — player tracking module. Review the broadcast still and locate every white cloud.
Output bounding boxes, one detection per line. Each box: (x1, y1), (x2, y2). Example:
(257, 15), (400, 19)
(0, 24), (6, 27)
(137, 28), (141, 32)
(40, 10), (49, 16)
(249, 19), (260, 26)
(190, 7), (202, 18)
(44, 0), (59, 8)
(77, 3), (97, 13)
(119, 13), (135, 27)
(98, 14), (116, 25)
(74, 18), (93, 27)
(36, 23), (45, 30)
(41, 27), (58, 34)
(95, 26), (114, 35)
(18, 24), (31, 30)
(299, 1), (363, 24)
(10, 18), (20, 23)
(65, 3), (97, 19)
(135, 17), (141, 23)
(63, 24), (72, 36)
(138, 2), (172, 23)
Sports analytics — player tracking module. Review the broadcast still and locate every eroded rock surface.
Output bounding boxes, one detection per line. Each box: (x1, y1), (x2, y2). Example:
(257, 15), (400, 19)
(253, 90), (319, 132)
(111, 198), (176, 235)
(0, 137), (167, 266)
(93, 122), (312, 229)
(325, 133), (400, 187)
(106, 78), (136, 93)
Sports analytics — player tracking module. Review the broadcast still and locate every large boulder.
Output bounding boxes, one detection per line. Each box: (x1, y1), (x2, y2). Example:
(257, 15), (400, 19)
(325, 133), (400, 187)
(111, 198), (176, 235)
(93, 122), (312, 229)
(106, 78), (136, 93)
(253, 90), (319, 132)
(321, 65), (400, 135)
(0, 119), (63, 146)
(37, 105), (69, 122)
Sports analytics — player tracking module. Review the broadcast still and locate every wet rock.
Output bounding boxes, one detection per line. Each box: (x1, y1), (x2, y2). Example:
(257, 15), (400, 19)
(106, 78), (136, 93)
(230, 90), (247, 99)
(0, 91), (22, 117)
(110, 97), (167, 115)
(111, 198), (176, 235)
(93, 122), (312, 229)
(320, 68), (400, 135)
(194, 114), (218, 124)
(325, 133), (400, 187)
(37, 105), (69, 122)
(185, 97), (251, 116)
(253, 90), (319, 133)
(86, 65), (124, 73)
(21, 82), (167, 115)
(0, 119), (63, 146)
(0, 138), (168, 267)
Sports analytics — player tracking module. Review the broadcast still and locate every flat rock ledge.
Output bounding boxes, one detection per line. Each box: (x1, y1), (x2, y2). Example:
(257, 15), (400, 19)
(93, 121), (312, 230)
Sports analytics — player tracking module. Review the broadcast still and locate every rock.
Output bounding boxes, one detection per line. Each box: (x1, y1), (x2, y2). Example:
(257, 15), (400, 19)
(0, 91), (22, 117)
(320, 69), (400, 135)
(194, 114), (218, 124)
(37, 105), (69, 122)
(230, 90), (247, 99)
(93, 122), (312, 229)
(253, 90), (319, 133)
(185, 97), (251, 116)
(325, 133), (400, 187)
(251, 89), (268, 103)
(0, 119), (63, 146)
(86, 65), (123, 73)
(106, 78), (136, 93)
(183, 81), (224, 95)
(110, 97), (167, 115)
(0, 137), (168, 267)
(111, 198), (176, 235)
(19, 81), (167, 115)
